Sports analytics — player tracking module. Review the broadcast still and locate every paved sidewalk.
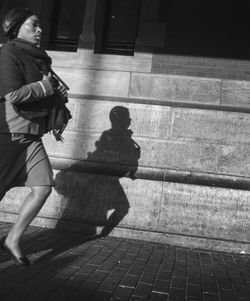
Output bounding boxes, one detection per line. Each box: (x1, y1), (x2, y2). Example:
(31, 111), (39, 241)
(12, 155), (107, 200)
(0, 222), (250, 301)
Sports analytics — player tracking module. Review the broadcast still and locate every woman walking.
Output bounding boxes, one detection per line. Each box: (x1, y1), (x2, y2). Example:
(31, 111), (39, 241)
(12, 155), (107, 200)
(0, 8), (70, 266)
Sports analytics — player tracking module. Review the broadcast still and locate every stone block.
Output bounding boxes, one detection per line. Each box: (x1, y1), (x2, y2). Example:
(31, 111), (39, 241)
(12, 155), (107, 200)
(70, 98), (171, 139)
(118, 177), (162, 230)
(43, 132), (99, 161)
(77, 49), (152, 73)
(217, 145), (250, 177)
(221, 79), (250, 108)
(159, 182), (250, 242)
(53, 68), (130, 97)
(171, 107), (250, 144)
(143, 140), (218, 173)
(43, 133), (218, 174)
(48, 50), (82, 68)
(36, 172), (162, 231)
(130, 73), (221, 105)
(0, 187), (29, 213)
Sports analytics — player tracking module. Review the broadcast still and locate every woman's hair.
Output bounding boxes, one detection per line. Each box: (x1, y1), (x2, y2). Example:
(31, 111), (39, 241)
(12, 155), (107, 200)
(2, 7), (34, 40)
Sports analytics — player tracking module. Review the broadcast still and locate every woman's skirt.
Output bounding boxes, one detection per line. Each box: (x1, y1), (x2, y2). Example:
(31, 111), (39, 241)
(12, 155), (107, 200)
(0, 133), (54, 194)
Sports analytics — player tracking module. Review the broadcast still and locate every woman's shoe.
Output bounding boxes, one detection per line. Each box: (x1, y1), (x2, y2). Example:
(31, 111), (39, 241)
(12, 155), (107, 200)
(0, 236), (31, 267)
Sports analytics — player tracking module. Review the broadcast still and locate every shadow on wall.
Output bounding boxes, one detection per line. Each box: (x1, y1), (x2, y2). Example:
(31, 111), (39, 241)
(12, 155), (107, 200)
(54, 106), (141, 237)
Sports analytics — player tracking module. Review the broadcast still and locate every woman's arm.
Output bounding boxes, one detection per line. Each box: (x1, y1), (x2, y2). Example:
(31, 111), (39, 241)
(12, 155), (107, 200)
(4, 77), (54, 105)
(0, 44), (54, 104)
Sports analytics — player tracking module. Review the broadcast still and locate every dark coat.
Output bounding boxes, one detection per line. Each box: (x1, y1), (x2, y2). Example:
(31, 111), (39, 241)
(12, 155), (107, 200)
(0, 40), (53, 135)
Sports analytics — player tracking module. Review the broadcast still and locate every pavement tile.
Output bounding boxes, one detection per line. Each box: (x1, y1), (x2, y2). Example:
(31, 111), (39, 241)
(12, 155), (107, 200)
(140, 272), (158, 284)
(157, 270), (172, 281)
(77, 263), (98, 275)
(169, 288), (185, 301)
(217, 278), (232, 290)
(187, 284), (202, 298)
(152, 279), (170, 294)
(144, 264), (161, 274)
(98, 275), (121, 292)
(91, 290), (113, 301)
(128, 263), (147, 276)
(1, 222), (250, 301)
(133, 283), (152, 298)
(129, 296), (148, 301)
(120, 275), (139, 288)
(159, 262), (173, 272)
(171, 276), (186, 290)
(203, 293), (220, 301)
(234, 285), (250, 298)
(112, 286), (134, 300)
(186, 297), (202, 301)
(87, 270), (109, 282)
(219, 289), (236, 301)
(149, 292), (168, 301)
(172, 267), (187, 278)
(68, 280), (100, 300)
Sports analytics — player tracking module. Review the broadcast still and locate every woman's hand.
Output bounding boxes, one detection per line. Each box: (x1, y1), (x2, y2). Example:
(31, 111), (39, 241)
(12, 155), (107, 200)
(42, 73), (54, 87)
(55, 85), (68, 99)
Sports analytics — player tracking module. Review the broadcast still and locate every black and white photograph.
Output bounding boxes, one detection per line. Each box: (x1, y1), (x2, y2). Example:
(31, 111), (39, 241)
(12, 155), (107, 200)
(0, 1), (250, 300)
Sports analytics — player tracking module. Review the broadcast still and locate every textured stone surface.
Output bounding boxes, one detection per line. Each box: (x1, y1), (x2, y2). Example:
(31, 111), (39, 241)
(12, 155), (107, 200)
(50, 49), (152, 72)
(171, 107), (250, 145)
(221, 79), (250, 107)
(159, 182), (250, 242)
(148, 140), (218, 173)
(2, 178), (250, 252)
(53, 68), (130, 97)
(43, 134), (219, 174)
(217, 145), (250, 177)
(43, 132), (98, 160)
(42, 173), (162, 231)
(0, 172), (162, 233)
(66, 98), (171, 139)
(130, 73), (221, 104)
(118, 177), (162, 230)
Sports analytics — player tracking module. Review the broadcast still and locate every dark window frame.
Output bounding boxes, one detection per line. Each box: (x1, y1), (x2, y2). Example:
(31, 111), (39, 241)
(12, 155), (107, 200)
(48, 0), (86, 52)
(95, 0), (141, 56)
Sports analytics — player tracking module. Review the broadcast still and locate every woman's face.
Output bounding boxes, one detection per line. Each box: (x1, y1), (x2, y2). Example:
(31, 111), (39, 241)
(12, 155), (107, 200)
(17, 15), (42, 45)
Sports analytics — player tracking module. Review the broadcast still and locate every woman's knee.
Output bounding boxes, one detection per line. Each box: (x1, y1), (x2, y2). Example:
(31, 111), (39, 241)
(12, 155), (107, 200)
(31, 186), (52, 200)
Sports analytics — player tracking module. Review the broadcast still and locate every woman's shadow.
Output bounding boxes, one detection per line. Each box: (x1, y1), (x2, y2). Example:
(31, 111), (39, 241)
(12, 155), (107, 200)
(54, 105), (141, 237)
(0, 106), (141, 268)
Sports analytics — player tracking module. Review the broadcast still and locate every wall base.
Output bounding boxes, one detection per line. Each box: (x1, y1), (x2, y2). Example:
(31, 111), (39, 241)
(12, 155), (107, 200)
(0, 211), (249, 254)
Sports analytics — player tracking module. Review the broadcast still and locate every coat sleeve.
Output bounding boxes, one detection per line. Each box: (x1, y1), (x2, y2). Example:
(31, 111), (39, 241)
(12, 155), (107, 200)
(0, 44), (54, 104)
(5, 80), (54, 105)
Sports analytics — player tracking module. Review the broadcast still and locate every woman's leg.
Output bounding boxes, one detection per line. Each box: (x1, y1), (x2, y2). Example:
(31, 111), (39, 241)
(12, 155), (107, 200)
(5, 186), (52, 257)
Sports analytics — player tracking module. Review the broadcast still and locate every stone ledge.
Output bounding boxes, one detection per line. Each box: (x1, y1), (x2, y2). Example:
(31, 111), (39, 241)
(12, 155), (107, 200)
(49, 156), (250, 191)
(68, 93), (250, 114)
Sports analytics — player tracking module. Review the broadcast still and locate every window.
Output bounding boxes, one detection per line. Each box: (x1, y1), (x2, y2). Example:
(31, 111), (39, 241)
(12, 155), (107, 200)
(95, 0), (141, 56)
(48, 0), (86, 51)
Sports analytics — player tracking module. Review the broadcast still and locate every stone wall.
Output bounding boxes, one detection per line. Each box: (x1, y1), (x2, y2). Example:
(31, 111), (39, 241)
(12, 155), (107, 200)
(152, 54), (250, 81)
(1, 0), (250, 252)
(1, 67), (250, 252)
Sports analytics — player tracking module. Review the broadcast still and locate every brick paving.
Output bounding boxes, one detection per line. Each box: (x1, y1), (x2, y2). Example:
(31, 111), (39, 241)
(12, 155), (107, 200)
(0, 222), (250, 301)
